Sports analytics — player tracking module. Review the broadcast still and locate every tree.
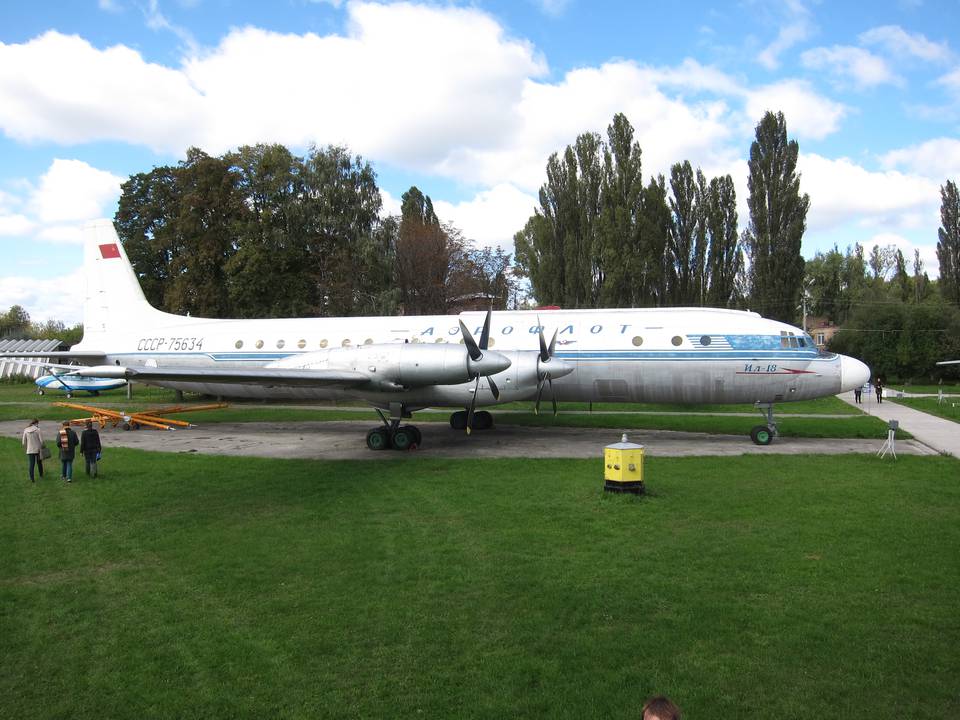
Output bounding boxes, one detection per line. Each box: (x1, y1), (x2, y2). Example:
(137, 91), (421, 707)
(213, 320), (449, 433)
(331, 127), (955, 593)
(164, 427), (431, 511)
(938, 179), (960, 306)
(0, 305), (31, 337)
(115, 165), (181, 310)
(913, 249), (929, 304)
(115, 143), (389, 318)
(396, 187), (455, 315)
(165, 148), (246, 317)
(704, 175), (742, 308)
(597, 113), (645, 307)
(668, 161), (699, 305)
(744, 111), (810, 323)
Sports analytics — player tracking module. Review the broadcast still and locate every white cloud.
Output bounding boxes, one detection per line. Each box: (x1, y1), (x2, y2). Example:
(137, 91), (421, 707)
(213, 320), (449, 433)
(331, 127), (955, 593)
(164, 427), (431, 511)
(798, 153), (940, 233)
(859, 25), (952, 63)
(745, 80), (848, 140)
(535, 0), (572, 17)
(0, 31), (204, 152)
(0, 214), (36, 236)
(29, 159), (124, 227)
(433, 184), (538, 249)
(756, 0), (814, 70)
(181, 4), (546, 163)
(879, 138), (960, 183)
(800, 45), (902, 89)
(0, 267), (87, 325)
(936, 66), (960, 95)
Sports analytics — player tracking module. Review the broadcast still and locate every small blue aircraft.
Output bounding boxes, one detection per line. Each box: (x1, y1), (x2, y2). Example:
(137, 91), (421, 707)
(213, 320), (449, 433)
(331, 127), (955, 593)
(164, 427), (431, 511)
(34, 368), (127, 398)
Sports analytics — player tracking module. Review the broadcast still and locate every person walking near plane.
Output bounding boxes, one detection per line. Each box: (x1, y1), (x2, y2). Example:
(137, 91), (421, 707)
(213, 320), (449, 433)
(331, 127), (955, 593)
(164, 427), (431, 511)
(57, 421), (79, 483)
(22, 418), (45, 483)
(875, 378), (884, 403)
(641, 695), (682, 720)
(79, 420), (101, 478)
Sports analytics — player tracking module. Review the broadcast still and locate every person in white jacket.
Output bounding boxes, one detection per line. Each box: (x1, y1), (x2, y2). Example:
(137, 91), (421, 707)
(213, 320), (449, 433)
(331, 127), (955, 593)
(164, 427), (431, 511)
(22, 418), (45, 483)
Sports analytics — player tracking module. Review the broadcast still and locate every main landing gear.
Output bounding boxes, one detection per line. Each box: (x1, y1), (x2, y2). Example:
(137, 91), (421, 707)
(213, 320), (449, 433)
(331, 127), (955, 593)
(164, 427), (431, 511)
(750, 402), (778, 446)
(449, 410), (493, 431)
(366, 404), (423, 451)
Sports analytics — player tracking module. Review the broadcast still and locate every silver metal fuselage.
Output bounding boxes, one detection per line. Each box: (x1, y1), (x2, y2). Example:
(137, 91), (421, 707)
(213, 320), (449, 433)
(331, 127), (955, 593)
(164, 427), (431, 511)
(75, 307), (858, 409)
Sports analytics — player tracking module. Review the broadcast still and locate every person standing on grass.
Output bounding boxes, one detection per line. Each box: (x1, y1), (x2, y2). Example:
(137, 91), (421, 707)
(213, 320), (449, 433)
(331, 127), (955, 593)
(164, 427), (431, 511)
(641, 695), (682, 720)
(57, 420), (79, 483)
(79, 420), (101, 478)
(22, 418), (44, 483)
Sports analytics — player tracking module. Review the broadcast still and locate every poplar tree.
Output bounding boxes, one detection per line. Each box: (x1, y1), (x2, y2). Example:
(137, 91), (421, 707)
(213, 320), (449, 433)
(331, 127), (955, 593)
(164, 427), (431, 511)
(938, 179), (960, 306)
(744, 111), (809, 323)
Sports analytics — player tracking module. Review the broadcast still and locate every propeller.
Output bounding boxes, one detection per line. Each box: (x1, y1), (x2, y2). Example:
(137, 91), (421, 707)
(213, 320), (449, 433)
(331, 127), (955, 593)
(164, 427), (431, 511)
(460, 309), (503, 434)
(533, 317), (573, 416)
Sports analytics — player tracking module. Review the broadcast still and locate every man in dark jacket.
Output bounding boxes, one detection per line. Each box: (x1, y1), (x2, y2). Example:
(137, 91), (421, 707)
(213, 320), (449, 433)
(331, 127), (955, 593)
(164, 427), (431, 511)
(79, 420), (102, 478)
(57, 420), (79, 483)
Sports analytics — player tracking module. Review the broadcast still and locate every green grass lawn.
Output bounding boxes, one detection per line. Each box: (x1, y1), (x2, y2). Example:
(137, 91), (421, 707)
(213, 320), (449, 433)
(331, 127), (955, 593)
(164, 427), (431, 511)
(1, 440), (958, 719)
(892, 396), (960, 424)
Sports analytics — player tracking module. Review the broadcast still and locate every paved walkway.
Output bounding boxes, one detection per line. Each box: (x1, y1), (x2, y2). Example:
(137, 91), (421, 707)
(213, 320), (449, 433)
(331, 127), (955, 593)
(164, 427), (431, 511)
(0, 418), (939, 461)
(839, 390), (960, 459)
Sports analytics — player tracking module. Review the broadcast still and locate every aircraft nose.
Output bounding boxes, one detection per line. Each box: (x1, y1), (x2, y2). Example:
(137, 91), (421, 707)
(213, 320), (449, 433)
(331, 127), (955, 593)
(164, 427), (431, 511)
(840, 355), (870, 393)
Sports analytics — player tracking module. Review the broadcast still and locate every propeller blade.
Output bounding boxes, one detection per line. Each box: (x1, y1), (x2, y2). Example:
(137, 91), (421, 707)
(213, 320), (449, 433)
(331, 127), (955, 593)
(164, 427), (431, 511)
(548, 328), (558, 358)
(537, 315), (549, 362)
(479, 308), (492, 350)
(465, 375), (480, 434)
(549, 377), (557, 416)
(487, 375), (501, 401)
(460, 319), (482, 362)
(533, 376), (545, 415)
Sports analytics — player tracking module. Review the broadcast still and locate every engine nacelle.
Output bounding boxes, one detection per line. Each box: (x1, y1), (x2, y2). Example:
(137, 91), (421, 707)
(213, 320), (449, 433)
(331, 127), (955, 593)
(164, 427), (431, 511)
(269, 343), (510, 389)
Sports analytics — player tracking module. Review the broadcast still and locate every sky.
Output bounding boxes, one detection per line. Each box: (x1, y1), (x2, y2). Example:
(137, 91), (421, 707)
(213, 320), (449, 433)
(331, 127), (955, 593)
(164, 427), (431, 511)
(0, 0), (958, 325)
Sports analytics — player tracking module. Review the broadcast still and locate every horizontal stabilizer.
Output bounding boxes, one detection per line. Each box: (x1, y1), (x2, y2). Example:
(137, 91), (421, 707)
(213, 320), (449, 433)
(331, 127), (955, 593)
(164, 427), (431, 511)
(0, 351), (107, 363)
(71, 365), (372, 388)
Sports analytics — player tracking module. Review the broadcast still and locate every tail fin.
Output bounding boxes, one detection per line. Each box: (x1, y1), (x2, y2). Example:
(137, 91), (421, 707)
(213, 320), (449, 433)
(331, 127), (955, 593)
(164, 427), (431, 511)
(82, 220), (165, 336)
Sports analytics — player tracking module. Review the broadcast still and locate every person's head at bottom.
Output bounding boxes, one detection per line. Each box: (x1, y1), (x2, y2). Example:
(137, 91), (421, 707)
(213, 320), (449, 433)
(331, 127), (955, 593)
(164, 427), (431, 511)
(642, 695), (681, 720)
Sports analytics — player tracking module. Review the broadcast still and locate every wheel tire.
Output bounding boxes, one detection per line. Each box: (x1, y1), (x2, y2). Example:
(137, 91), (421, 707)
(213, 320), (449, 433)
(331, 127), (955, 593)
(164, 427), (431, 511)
(750, 425), (773, 446)
(366, 427), (389, 450)
(38, 389), (44, 396)
(410, 426), (422, 446)
(474, 411), (493, 430)
(392, 427), (414, 451)
(450, 411), (467, 430)
(66, 392), (73, 399)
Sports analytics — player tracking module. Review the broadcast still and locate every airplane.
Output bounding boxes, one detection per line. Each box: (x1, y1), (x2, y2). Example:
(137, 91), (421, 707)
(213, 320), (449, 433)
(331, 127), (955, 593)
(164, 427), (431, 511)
(0, 219), (871, 450)
(33, 366), (127, 398)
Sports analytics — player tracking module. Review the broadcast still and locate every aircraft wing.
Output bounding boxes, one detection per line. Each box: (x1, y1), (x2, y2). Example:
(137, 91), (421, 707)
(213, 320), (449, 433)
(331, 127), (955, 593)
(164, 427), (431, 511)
(68, 365), (372, 388)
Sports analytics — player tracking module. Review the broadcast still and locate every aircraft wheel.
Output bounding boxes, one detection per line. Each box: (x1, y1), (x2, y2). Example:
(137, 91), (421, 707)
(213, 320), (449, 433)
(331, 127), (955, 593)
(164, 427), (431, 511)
(122, 422), (131, 431)
(750, 425), (773, 446)
(474, 411), (493, 430)
(411, 426), (422, 446)
(392, 426), (416, 451)
(450, 410), (467, 430)
(366, 427), (390, 451)
(37, 389), (44, 396)
(66, 392), (73, 399)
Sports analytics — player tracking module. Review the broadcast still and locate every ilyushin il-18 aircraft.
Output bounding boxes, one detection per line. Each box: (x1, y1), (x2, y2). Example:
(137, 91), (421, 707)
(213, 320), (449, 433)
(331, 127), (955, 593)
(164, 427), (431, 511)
(4, 220), (870, 450)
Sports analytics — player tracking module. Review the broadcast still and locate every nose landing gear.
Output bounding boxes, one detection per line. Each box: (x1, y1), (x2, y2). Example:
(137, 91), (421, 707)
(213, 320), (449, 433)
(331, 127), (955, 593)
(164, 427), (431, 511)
(750, 402), (778, 446)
